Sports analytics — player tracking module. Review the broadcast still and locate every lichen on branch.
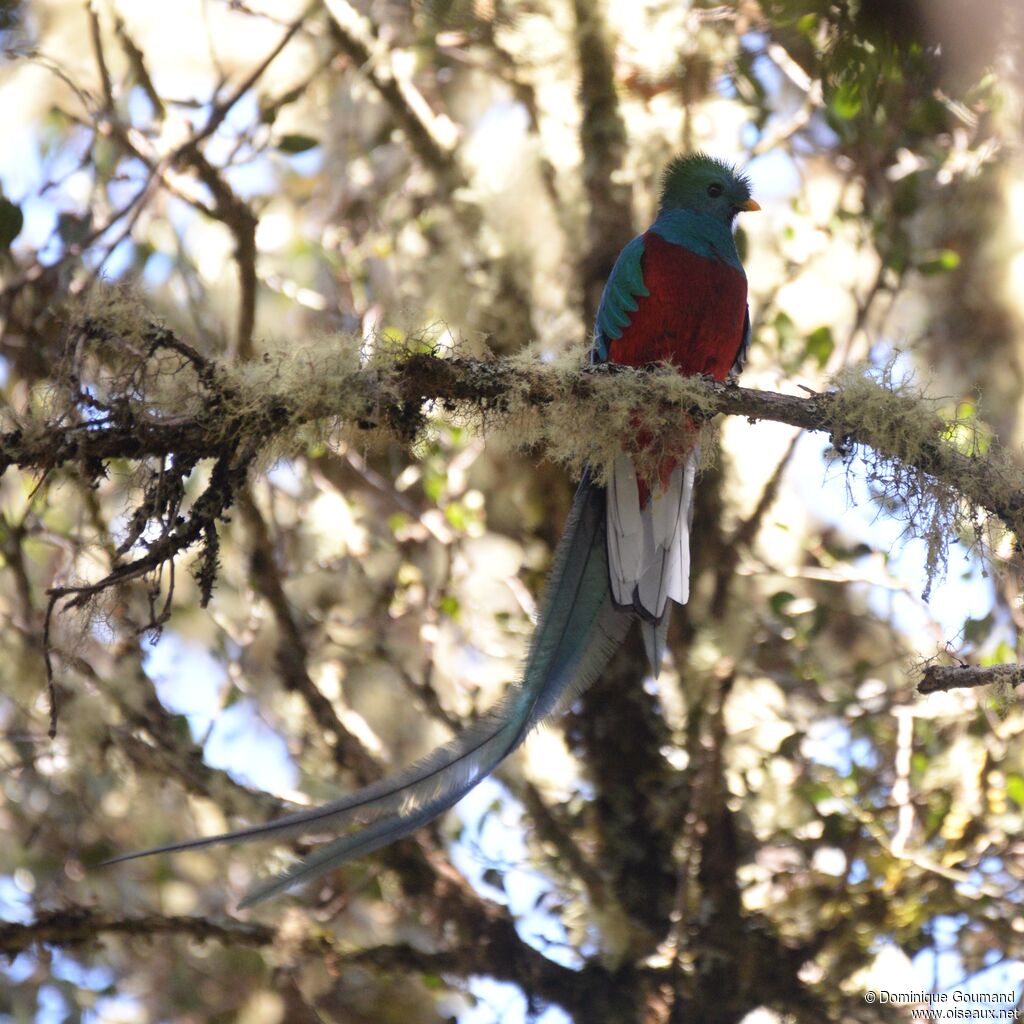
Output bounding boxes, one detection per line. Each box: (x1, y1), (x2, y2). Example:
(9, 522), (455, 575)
(4, 292), (1022, 642)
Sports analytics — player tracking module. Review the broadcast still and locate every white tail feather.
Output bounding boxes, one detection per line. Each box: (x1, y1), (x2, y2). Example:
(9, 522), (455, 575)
(606, 447), (699, 624)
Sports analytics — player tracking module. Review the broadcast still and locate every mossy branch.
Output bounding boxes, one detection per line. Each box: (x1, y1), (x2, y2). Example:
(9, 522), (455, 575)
(4, 327), (1022, 535)
(4, 312), (1023, 644)
(918, 663), (1024, 694)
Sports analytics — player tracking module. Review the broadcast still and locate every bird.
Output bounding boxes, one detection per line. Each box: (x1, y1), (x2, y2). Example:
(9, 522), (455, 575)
(103, 153), (758, 908)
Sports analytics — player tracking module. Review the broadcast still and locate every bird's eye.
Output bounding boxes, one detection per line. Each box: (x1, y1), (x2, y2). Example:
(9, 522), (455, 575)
(707, 183), (723, 198)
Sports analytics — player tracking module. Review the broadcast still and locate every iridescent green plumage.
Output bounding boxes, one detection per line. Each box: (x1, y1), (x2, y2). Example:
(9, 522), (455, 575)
(659, 152), (753, 212)
(104, 153), (758, 907)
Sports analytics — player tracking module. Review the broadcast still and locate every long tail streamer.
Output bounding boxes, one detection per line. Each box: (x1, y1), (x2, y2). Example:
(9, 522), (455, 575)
(105, 473), (631, 907)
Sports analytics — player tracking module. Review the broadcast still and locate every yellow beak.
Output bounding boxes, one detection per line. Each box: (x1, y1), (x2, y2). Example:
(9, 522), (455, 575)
(741, 198), (761, 212)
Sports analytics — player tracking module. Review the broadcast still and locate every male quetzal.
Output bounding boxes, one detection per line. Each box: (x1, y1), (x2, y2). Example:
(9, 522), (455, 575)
(105, 153), (758, 907)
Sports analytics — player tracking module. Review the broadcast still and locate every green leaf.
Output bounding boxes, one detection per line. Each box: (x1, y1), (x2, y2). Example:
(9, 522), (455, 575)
(831, 82), (862, 119)
(796, 13), (818, 37)
(983, 640), (1017, 667)
(1006, 775), (1024, 810)
(769, 590), (796, 616)
(962, 614), (994, 646)
(277, 134), (320, 154)
(445, 502), (467, 529)
(422, 467), (445, 502)
(805, 326), (834, 367)
(884, 234), (910, 273)
(773, 310), (797, 346)
(917, 249), (962, 275)
(798, 780), (832, 805)
(0, 196), (23, 249)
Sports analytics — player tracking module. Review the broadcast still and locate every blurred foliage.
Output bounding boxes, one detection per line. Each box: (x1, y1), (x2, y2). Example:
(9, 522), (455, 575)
(0, 1), (1023, 1022)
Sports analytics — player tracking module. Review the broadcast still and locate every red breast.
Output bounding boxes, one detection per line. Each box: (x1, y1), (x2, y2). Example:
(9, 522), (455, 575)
(609, 231), (748, 379)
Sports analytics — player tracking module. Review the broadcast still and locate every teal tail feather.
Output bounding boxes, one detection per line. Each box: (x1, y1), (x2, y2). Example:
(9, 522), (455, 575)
(104, 473), (631, 907)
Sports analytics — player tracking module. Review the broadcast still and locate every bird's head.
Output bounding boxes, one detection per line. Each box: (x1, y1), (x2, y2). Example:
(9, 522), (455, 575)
(659, 153), (759, 223)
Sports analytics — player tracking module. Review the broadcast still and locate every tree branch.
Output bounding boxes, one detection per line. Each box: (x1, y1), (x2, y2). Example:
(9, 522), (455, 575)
(323, 0), (458, 183)
(570, 0), (633, 327)
(0, 907), (275, 958)
(918, 663), (1024, 694)
(0, 906), (642, 1023)
(4, 326), (1021, 542)
(238, 489), (384, 782)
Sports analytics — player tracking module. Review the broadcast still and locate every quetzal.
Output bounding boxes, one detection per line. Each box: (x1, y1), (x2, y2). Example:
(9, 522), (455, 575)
(104, 153), (758, 907)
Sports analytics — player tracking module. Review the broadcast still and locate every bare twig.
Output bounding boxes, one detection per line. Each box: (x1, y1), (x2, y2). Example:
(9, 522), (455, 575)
(711, 431), (801, 617)
(323, 0), (458, 181)
(238, 490), (383, 782)
(175, 148), (259, 360)
(187, 2), (318, 151)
